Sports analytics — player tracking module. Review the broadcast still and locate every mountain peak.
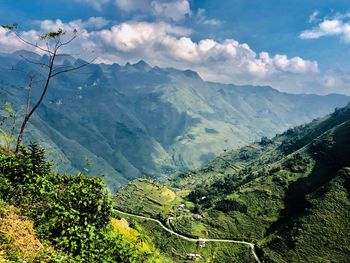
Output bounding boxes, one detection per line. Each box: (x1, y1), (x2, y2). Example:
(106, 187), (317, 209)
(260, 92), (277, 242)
(182, 69), (202, 80)
(132, 60), (152, 71)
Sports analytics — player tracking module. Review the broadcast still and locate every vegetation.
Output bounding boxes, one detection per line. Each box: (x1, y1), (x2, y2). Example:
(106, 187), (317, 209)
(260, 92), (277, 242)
(0, 143), (169, 262)
(116, 103), (350, 262)
(114, 211), (255, 263)
(1, 51), (349, 187)
(114, 179), (181, 220)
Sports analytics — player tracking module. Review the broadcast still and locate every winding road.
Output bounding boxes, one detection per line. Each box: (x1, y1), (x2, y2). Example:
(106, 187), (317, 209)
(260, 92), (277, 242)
(113, 209), (261, 263)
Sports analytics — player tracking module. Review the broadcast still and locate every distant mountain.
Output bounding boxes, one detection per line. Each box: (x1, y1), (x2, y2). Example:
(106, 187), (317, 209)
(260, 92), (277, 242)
(0, 51), (349, 189)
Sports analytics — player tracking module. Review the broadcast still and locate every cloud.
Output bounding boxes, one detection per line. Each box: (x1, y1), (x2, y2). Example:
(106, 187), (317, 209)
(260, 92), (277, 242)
(308, 10), (319, 23)
(151, 0), (191, 21)
(114, 0), (191, 21)
(321, 70), (350, 92)
(300, 13), (350, 43)
(196, 8), (222, 26)
(39, 17), (109, 32)
(95, 22), (192, 53)
(88, 21), (318, 89)
(72, 0), (110, 11)
(74, 17), (110, 29)
(0, 27), (40, 53)
(2, 19), (338, 94)
(113, 0), (147, 12)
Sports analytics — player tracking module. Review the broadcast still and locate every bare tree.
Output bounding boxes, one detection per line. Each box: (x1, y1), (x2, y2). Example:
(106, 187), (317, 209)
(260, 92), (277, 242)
(1, 24), (93, 153)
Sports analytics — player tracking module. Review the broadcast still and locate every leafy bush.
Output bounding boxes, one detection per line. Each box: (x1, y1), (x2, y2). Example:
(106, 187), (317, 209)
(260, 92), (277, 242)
(0, 143), (164, 262)
(215, 199), (247, 213)
(283, 153), (310, 173)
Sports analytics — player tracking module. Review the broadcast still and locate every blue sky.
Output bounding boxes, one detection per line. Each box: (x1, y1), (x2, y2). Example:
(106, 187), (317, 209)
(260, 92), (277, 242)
(1, 0), (350, 95)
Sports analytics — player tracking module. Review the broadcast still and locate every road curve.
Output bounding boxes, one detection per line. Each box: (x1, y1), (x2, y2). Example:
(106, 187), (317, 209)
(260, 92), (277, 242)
(113, 208), (261, 263)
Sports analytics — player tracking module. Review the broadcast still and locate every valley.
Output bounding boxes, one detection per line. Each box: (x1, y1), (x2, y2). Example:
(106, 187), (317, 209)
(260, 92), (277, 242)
(114, 104), (350, 262)
(1, 51), (349, 190)
(1, 2), (350, 263)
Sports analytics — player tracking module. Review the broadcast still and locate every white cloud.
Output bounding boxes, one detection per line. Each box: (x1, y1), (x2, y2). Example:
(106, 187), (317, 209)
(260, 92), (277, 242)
(89, 21), (318, 86)
(300, 13), (350, 43)
(196, 8), (222, 26)
(321, 70), (350, 92)
(114, 0), (191, 21)
(72, 0), (110, 11)
(73, 17), (110, 29)
(114, 0), (147, 12)
(2, 19), (340, 94)
(151, 0), (191, 21)
(71, 0), (193, 21)
(0, 27), (40, 53)
(308, 10), (319, 23)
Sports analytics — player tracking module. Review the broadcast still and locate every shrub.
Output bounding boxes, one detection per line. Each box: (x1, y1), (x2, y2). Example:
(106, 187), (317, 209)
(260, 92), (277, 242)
(215, 199), (247, 213)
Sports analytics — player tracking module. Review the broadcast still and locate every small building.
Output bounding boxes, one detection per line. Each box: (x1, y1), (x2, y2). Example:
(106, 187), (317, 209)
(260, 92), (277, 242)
(193, 214), (202, 220)
(186, 253), (202, 260)
(168, 216), (174, 221)
(178, 204), (186, 210)
(197, 238), (206, 247)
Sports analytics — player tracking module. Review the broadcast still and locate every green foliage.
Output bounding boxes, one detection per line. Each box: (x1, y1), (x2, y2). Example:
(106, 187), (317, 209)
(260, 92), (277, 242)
(262, 168), (350, 263)
(160, 104), (350, 262)
(0, 233), (21, 262)
(115, 212), (255, 263)
(0, 144), (165, 262)
(1, 23), (18, 31)
(114, 179), (180, 220)
(283, 153), (310, 173)
(0, 102), (17, 151)
(39, 28), (66, 40)
(1, 49), (348, 189)
(215, 198), (247, 213)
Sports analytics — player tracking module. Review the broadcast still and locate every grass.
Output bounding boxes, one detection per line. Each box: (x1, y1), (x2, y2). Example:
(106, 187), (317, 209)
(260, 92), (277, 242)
(114, 179), (183, 220)
(0, 201), (47, 262)
(114, 104), (350, 262)
(114, 210), (255, 263)
(261, 168), (350, 262)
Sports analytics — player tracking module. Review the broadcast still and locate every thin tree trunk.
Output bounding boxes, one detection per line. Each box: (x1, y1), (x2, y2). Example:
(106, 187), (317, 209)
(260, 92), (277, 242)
(15, 54), (55, 153)
(10, 32), (90, 153)
(15, 115), (29, 153)
(15, 77), (33, 153)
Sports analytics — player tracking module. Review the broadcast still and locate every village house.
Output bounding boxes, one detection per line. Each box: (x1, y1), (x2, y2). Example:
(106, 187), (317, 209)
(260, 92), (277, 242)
(186, 253), (202, 261)
(197, 238), (206, 247)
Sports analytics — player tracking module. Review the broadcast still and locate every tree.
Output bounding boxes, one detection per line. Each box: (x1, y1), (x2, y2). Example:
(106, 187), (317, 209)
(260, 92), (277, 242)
(1, 24), (93, 153)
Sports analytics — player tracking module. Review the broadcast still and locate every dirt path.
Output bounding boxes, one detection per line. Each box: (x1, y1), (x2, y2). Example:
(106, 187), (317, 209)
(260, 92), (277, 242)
(113, 209), (261, 263)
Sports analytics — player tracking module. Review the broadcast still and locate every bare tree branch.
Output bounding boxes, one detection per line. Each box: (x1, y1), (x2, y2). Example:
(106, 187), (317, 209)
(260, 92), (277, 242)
(10, 27), (93, 153)
(15, 32), (54, 55)
(51, 58), (95, 78)
(19, 55), (50, 68)
(59, 35), (77, 47)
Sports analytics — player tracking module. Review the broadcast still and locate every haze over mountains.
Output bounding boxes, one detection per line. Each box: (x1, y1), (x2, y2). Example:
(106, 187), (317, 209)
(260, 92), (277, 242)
(0, 51), (349, 189)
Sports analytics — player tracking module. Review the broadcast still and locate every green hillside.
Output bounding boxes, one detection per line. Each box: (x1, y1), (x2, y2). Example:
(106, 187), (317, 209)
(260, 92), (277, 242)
(1, 51), (349, 189)
(115, 103), (350, 262)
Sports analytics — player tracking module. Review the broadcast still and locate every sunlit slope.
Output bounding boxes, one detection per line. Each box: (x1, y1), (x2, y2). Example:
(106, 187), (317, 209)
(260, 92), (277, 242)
(117, 104), (350, 262)
(1, 51), (349, 188)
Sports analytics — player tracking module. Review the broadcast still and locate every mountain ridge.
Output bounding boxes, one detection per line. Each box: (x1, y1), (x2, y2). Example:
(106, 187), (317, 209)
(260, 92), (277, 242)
(0, 50), (349, 189)
(114, 103), (350, 262)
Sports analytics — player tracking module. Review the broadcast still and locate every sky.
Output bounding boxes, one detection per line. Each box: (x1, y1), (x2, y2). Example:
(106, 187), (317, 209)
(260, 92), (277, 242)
(1, 0), (350, 95)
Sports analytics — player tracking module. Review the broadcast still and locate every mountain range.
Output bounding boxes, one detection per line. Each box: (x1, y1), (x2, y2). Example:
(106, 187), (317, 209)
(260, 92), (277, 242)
(0, 50), (349, 189)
